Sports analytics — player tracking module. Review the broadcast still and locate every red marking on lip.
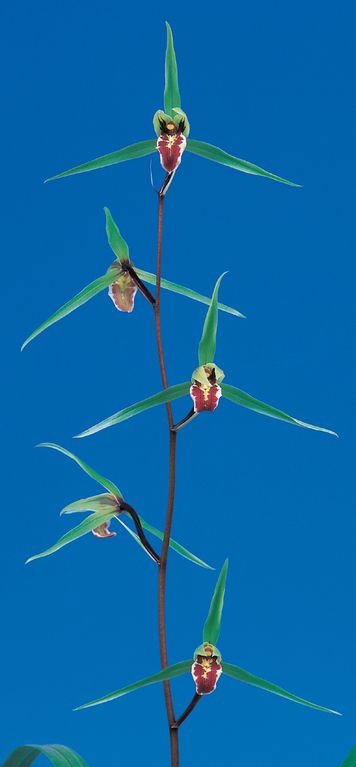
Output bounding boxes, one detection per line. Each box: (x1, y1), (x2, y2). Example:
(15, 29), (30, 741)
(190, 383), (222, 412)
(191, 657), (222, 695)
(157, 132), (186, 173)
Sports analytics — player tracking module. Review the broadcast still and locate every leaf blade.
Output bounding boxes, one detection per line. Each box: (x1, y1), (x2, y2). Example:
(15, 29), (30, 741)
(75, 660), (191, 710)
(21, 267), (119, 350)
(74, 382), (191, 438)
(1, 744), (89, 767)
(222, 383), (338, 436)
(164, 22), (181, 116)
(104, 208), (129, 261)
(45, 140), (157, 182)
(203, 559), (228, 644)
(186, 139), (300, 187)
(198, 273), (226, 365)
(37, 443), (122, 497)
(135, 268), (245, 318)
(223, 662), (341, 715)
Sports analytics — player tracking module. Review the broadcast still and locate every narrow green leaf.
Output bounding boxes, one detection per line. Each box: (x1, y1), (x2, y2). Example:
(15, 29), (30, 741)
(138, 516), (213, 569)
(135, 268), (245, 318)
(75, 382), (191, 438)
(45, 139), (157, 182)
(222, 383), (338, 436)
(60, 493), (117, 515)
(223, 662), (341, 715)
(198, 273), (226, 365)
(37, 443), (123, 497)
(26, 510), (115, 563)
(203, 559), (228, 643)
(21, 267), (119, 351)
(75, 660), (191, 710)
(341, 745), (356, 767)
(164, 22), (181, 116)
(1, 744), (89, 767)
(104, 208), (129, 262)
(186, 139), (301, 187)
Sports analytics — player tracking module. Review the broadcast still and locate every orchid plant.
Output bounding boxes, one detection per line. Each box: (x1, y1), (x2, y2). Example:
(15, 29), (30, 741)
(6, 20), (344, 767)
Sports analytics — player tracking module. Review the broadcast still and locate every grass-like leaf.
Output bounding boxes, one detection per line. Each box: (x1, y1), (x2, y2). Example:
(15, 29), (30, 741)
(37, 443), (123, 497)
(75, 382), (191, 438)
(135, 268), (245, 318)
(223, 661), (341, 715)
(26, 511), (115, 563)
(198, 273), (227, 365)
(341, 745), (356, 767)
(203, 559), (228, 644)
(104, 207), (129, 261)
(1, 744), (89, 767)
(45, 140), (156, 182)
(186, 139), (301, 187)
(21, 266), (119, 351)
(164, 22), (181, 116)
(75, 660), (191, 710)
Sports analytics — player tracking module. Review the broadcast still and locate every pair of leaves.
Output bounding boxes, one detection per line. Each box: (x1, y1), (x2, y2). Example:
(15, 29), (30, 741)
(2, 745), (88, 767)
(21, 209), (243, 351)
(26, 443), (212, 570)
(75, 560), (339, 717)
(45, 23), (299, 187)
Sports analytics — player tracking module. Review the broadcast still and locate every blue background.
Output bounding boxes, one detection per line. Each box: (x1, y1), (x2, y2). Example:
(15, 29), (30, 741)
(1, 2), (355, 765)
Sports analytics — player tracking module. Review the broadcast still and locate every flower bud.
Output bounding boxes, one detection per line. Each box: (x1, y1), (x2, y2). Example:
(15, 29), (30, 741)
(191, 642), (222, 695)
(190, 363), (225, 413)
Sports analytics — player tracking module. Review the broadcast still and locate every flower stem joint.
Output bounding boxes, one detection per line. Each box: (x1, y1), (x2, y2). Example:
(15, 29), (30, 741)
(190, 364), (225, 413)
(191, 643), (223, 695)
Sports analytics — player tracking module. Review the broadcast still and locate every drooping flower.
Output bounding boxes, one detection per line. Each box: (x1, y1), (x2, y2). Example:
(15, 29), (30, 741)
(191, 643), (222, 695)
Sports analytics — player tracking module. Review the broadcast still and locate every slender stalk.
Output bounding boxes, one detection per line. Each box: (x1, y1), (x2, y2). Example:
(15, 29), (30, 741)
(119, 501), (160, 564)
(154, 187), (179, 766)
(172, 694), (201, 729)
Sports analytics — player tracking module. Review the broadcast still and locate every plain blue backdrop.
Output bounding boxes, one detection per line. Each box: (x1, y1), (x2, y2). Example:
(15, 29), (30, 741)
(1, 1), (355, 765)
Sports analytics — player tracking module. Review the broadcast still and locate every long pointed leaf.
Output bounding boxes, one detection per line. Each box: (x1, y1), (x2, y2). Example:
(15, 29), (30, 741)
(203, 559), (228, 643)
(138, 516), (213, 569)
(45, 140), (156, 182)
(75, 382), (191, 438)
(38, 443), (123, 497)
(75, 660), (191, 710)
(198, 273), (226, 365)
(341, 745), (356, 767)
(21, 267), (119, 350)
(223, 661), (341, 715)
(186, 139), (300, 187)
(164, 22), (181, 116)
(2, 744), (89, 767)
(26, 511), (115, 563)
(222, 383), (338, 436)
(135, 268), (245, 318)
(104, 208), (129, 261)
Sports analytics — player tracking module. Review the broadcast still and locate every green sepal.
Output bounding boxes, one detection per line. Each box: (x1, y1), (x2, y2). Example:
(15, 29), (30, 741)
(222, 383), (338, 436)
(45, 139), (157, 182)
(104, 207), (129, 262)
(1, 744), (89, 767)
(341, 745), (356, 767)
(172, 107), (190, 137)
(37, 443), (123, 497)
(191, 363), (225, 387)
(193, 642), (222, 664)
(75, 660), (192, 710)
(74, 382), (191, 438)
(164, 22), (181, 116)
(21, 264), (120, 351)
(223, 661), (341, 715)
(26, 510), (116, 563)
(138, 516), (213, 570)
(203, 559), (228, 644)
(186, 139), (301, 187)
(198, 273), (227, 365)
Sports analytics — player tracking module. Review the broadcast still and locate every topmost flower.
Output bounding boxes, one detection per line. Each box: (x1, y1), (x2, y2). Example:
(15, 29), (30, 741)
(45, 23), (300, 187)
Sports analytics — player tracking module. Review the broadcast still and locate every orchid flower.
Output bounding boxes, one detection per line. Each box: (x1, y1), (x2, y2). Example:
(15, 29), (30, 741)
(75, 560), (340, 718)
(74, 274), (337, 439)
(26, 443), (212, 570)
(21, 209), (243, 351)
(45, 23), (299, 188)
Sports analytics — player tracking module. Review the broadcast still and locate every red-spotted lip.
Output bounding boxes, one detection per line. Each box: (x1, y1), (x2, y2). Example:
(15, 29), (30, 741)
(190, 382), (222, 412)
(157, 132), (187, 173)
(191, 657), (222, 695)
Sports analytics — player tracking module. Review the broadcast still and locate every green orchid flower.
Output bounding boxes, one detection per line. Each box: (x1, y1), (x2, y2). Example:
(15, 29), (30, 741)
(21, 209), (243, 351)
(74, 273), (337, 439)
(75, 560), (340, 718)
(45, 23), (299, 188)
(26, 443), (212, 570)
